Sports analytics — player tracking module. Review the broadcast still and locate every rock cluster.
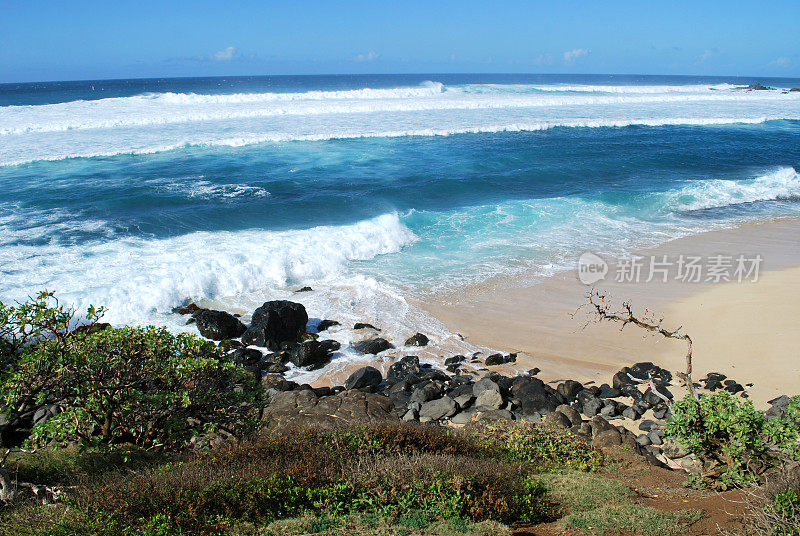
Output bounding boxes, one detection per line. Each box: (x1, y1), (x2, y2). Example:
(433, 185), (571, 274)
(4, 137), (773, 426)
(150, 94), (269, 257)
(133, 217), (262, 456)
(174, 298), (772, 472)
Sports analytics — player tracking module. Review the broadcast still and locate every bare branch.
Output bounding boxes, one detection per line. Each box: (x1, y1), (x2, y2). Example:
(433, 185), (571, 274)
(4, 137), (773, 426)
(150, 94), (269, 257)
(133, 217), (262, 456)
(579, 289), (699, 401)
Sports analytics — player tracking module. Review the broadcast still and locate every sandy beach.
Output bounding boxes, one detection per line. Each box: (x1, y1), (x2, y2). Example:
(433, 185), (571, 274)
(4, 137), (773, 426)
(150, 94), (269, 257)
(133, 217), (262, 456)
(423, 218), (800, 407)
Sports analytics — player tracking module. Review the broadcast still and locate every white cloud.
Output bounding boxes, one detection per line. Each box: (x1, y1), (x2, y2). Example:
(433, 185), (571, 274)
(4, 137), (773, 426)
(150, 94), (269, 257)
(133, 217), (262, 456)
(563, 48), (590, 63)
(694, 49), (715, 64)
(353, 50), (380, 62)
(213, 46), (236, 61)
(769, 57), (791, 67)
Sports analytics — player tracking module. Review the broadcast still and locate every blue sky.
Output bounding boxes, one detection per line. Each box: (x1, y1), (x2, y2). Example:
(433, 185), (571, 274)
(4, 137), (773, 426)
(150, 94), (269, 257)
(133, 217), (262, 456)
(1, 0), (799, 82)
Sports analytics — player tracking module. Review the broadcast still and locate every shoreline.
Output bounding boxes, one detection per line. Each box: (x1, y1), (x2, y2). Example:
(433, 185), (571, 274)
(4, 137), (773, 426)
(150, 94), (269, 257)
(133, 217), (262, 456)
(420, 217), (800, 407)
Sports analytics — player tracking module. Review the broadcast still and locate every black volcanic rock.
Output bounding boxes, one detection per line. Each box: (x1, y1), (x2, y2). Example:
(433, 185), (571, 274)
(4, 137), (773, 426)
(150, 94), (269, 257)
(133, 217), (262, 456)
(353, 338), (394, 355)
(194, 310), (247, 341)
(242, 300), (308, 350)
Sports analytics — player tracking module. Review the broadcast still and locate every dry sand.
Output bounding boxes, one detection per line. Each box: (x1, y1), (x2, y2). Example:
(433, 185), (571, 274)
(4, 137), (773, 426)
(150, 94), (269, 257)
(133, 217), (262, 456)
(422, 219), (800, 407)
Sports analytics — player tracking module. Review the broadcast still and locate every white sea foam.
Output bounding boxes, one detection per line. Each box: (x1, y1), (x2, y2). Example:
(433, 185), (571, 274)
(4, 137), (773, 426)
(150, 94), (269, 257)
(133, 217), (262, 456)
(0, 212), (416, 326)
(2, 82), (795, 136)
(2, 80), (800, 167)
(148, 177), (270, 200)
(668, 167), (800, 211)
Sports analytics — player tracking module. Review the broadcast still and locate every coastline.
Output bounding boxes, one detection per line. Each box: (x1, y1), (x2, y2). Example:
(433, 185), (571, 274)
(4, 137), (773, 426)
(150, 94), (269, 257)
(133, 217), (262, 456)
(420, 217), (800, 407)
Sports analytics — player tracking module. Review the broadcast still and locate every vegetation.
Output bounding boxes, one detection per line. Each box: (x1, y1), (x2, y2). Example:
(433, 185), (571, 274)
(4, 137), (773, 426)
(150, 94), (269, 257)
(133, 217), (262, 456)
(1, 292), (260, 450)
(742, 461), (800, 536)
(538, 471), (702, 536)
(666, 391), (800, 488)
(0, 423), (576, 535)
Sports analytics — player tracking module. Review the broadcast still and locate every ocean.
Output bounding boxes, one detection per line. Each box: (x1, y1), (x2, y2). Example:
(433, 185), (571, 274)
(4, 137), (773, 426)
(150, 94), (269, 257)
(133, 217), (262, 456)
(2, 73), (800, 379)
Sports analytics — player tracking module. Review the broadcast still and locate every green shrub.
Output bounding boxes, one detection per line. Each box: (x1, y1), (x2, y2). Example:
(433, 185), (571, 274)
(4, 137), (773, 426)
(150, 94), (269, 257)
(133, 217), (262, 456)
(1, 292), (262, 451)
(666, 392), (800, 488)
(468, 421), (603, 471)
(9, 325), (261, 449)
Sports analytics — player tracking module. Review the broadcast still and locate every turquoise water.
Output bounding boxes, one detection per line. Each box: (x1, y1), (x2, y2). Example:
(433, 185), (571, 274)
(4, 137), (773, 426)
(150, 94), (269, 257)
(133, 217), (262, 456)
(2, 74), (800, 370)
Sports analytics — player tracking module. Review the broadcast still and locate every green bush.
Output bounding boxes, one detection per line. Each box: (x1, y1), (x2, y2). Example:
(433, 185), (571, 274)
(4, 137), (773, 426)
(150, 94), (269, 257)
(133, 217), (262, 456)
(0, 292), (261, 450)
(468, 421), (603, 471)
(665, 391), (800, 488)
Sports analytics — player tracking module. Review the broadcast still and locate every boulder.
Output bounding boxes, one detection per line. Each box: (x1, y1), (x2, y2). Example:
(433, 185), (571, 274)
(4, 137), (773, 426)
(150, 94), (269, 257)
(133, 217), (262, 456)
(450, 384), (476, 408)
(555, 404), (582, 426)
(475, 389), (504, 411)
(485, 353), (505, 366)
(450, 410), (477, 425)
(353, 338), (394, 355)
(472, 377), (501, 397)
(648, 429), (664, 446)
(476, 409), (514, 422)
(582, 397), (603, 418)
(402, 409), (418, 422)
(289, 340), (332, 368)
(419, 397), (457, 421)
(409, 382), (443, 405)
(593, 429), (622, 448)
(231, 347), (263, 366)
(543, 411), (572, 429)
(354, 322), (380, 331)
(590, 415), (616, 438)
(766, 395), (792, 420)
(262, 389), (397, 430)
(512, 377), (559, 415)
(445, 355), (465, 366)
(243, 301), (308, 350)
(661, 438), (689, 459)
(387, 355), (421, 383)
(557, 380), (584, 400)
(404, 333), (429, 347)
(316, 319), (340, 332)
(195, 310), (247, 341)
(345, 366), (383, 390)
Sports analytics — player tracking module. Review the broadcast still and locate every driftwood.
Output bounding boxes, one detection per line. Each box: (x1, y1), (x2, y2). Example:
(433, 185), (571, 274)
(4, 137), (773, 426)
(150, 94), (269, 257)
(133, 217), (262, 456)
(579, 289), (699, 402)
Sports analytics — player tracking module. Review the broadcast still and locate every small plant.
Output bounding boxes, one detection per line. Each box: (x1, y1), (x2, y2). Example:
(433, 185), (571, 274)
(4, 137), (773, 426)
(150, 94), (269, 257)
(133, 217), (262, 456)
(469, 421), (604, 471)
(666, 391), (800, 488)
(743, 462), (800, 536)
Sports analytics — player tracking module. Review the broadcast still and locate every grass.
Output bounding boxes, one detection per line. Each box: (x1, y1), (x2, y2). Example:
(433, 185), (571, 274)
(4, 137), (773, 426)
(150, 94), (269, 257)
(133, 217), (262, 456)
(1, 422), (705, 536)
(243, 513), (512, 536)
(539, 470), (702, 536)
(564, 504), (703, 536)
(540, 471), (634, 512)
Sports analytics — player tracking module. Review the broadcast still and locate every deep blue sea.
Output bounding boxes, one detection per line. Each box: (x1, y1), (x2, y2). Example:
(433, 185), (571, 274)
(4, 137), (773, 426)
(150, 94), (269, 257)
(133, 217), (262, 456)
(2, 73), (800, 377)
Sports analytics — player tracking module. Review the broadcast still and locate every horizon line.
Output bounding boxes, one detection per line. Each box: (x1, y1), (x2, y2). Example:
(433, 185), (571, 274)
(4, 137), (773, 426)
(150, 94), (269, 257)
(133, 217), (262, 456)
(3, 71), (800, 87)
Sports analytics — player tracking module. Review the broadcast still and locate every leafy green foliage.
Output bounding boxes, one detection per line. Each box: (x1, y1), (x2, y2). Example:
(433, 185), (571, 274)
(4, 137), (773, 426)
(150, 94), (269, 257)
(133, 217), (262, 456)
(0, 292), (260, 450)
(665, 392), (800, 488)
(468, 421), (604, 471)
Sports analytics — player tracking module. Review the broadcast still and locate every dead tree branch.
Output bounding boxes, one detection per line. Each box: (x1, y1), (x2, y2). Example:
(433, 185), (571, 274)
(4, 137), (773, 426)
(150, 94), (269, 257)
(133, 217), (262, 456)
(578, 289), (699, 401)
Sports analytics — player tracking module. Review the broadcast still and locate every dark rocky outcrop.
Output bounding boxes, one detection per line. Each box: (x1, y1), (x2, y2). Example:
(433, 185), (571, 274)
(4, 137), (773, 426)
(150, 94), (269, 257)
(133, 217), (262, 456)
(352, 338), (394, 355)
(262, 389), (397, 430)
(419, 396), (457, 421)
(289, 340), (333, 369)
(243, 301), (308, 350)
(353, 322), (380, 331)
(194, 310), (247, 341)
(345, 366), (383, 391)
(316, 319), (340, 332)
(484, 353), (504, 366)
(387, 355), (421, 384)
(404, 333), (429, 347)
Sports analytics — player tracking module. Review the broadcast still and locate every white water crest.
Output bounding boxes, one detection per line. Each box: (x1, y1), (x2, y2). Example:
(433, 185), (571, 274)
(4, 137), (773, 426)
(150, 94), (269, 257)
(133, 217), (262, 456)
(0, 212), (416, 324)
(668, 167), (800, 210)
(2, 81), (800, 165)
